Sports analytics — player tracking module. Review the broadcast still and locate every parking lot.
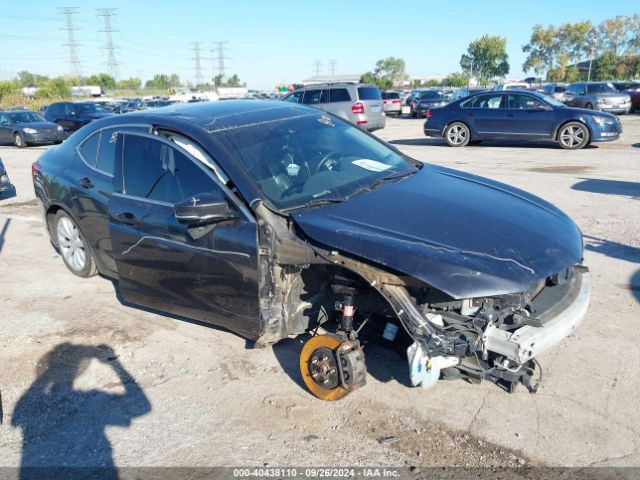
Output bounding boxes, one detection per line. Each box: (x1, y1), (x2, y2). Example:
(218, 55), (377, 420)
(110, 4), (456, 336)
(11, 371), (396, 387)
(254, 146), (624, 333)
(0, 114), (639, 468)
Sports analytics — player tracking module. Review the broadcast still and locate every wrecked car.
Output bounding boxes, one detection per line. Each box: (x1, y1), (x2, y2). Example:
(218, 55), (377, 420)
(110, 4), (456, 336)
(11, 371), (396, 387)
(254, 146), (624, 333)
(32, 101), (590, 400)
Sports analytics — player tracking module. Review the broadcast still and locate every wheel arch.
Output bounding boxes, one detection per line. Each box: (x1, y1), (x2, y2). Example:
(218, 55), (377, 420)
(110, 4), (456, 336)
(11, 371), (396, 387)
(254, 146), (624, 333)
(554, 119), (592, 142)
(442, 120), (475, 140)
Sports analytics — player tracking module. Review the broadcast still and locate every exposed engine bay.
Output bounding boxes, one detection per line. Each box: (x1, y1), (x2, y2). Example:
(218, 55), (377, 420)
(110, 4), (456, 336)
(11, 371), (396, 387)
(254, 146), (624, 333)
(252, 203), (590, 400)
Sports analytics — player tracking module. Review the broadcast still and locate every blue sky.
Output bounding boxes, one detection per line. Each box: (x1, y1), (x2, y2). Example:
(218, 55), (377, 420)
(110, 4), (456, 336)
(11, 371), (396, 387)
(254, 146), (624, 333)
(1, 0), (638, 89)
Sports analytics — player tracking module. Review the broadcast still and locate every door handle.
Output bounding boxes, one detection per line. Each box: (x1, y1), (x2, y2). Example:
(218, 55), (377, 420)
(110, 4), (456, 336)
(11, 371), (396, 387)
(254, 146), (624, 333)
(79, 177), (94, 189)
(114, 212), (139, 226)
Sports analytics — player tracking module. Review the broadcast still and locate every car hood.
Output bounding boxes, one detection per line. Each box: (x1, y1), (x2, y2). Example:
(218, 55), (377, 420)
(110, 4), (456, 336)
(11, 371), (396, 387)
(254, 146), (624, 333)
(291, 165), (583, 299)
(17, 121), (60, 130)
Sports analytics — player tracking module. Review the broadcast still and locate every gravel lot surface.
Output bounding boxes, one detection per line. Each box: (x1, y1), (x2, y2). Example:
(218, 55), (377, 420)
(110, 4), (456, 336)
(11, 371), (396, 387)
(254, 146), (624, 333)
(0, 112), (638, 470)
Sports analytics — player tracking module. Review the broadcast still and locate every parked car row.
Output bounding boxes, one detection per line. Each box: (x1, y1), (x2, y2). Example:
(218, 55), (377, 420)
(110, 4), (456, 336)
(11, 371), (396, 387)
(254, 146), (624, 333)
(423, 89), (621, 149)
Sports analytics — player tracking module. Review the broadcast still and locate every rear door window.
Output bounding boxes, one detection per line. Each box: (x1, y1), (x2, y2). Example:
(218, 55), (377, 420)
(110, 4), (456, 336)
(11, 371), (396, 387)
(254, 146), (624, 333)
(329, 88), (351, 102)
(122, 135), (217, 204)
(467, 94), (504, 109)
(357, 87), (381, 100)
(302, 89), (327, 104)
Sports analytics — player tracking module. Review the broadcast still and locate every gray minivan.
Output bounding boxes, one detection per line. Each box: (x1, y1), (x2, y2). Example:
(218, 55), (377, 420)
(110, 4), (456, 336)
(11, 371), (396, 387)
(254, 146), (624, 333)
(564, 82), (631, 114)
(282, 83), (386, 131)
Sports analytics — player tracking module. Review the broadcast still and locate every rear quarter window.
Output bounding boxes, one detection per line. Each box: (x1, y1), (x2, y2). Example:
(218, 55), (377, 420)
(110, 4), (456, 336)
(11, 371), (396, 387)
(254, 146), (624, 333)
(329, 88), (352, 102)
(357, 87), (381, 100)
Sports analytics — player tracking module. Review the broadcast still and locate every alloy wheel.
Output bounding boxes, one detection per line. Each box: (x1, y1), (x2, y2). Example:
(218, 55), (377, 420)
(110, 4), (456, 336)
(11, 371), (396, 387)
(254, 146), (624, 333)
(559, 125), (586, 149)
(447, 124), (468, 146)
(57, 216), (87, 272)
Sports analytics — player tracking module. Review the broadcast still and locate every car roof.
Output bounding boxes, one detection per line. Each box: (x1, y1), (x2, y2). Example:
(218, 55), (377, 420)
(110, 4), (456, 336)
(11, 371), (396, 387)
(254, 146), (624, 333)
(119, 100), (320, 134)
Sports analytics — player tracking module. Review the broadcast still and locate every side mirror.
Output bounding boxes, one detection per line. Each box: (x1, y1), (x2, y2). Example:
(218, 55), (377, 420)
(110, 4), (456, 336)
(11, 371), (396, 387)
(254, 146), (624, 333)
(174, 192), (236, 226)
(536, 104), (552, 111)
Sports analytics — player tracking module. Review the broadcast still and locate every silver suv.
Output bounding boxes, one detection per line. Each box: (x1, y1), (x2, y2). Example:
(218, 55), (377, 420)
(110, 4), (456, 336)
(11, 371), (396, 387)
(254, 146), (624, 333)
(564, 82), (631, 114)
(282, 83), (386, 131)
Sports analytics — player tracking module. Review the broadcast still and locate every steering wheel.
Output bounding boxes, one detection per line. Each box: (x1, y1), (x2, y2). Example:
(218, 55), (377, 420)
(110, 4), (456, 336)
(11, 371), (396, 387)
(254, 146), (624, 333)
(315, 151), (341, 174)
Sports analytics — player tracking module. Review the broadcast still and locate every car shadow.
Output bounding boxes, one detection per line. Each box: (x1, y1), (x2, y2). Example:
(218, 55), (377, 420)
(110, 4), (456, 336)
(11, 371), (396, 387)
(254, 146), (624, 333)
(11, 342), (151, 479)
(632, 143), (640, 149)
(631, 270), (640, 303)
(572, 178), (640, 197)
(583, 235), (640, 264)
(272, 333), (412, 397)
(0, 218), (9, 254)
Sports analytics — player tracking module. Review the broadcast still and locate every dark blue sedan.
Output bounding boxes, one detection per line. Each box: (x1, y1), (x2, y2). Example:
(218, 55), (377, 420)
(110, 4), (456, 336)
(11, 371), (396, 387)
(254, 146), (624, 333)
(424, 90), (621, 149)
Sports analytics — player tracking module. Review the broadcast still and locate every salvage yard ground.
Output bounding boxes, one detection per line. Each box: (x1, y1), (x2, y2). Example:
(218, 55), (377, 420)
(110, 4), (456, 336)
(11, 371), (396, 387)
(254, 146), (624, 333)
(0, 114), (638, 468)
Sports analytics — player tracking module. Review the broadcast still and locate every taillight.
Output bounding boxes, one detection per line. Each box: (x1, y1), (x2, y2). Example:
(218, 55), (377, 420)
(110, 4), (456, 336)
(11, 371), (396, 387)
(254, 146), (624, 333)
(392, 99), (401, 104)
(31, 161), (41, 177)
(427, 109), (433, 119)
(352, 102), (365, 114)
(383, 100), (387, 104)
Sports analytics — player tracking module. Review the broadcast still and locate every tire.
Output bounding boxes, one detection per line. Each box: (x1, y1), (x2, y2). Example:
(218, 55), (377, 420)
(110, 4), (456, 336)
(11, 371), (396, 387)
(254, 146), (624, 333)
(54, 140), (63, 145)
(13, 133), (25, 148)
(444, 122), (471, 147)
(585, 103), (594, 110)
(55, 211), (97, 277)
(557, 122), (590, 150)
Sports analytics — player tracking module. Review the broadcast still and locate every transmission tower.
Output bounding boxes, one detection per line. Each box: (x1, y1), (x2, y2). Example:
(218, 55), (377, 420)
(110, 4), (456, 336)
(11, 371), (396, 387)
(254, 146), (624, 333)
(329, 59), (337, 76)
(313, 60), (321, 76)
(191, 42), (204, 86)
(212, 41), (229, 82)
(96, 8), (120, 81)
(58, 7), (82, 78)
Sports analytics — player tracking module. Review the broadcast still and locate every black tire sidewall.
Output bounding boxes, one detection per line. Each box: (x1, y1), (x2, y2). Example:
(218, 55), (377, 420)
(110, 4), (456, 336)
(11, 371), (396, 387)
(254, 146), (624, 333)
(55, 211), (96, 277)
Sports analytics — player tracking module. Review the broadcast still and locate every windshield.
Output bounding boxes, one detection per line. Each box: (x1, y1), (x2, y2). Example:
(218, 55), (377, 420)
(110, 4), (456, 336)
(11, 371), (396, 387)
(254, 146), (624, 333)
(9, 112), (45, 123)
(76, 103), (109, 114)
(214, 113), (416, 210)
(587, 83), (617, 94)
(419, 91), (443, 99)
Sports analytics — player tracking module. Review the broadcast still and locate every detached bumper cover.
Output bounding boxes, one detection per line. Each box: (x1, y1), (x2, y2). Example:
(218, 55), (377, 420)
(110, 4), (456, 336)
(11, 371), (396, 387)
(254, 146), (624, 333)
(483, 272), (590, 364)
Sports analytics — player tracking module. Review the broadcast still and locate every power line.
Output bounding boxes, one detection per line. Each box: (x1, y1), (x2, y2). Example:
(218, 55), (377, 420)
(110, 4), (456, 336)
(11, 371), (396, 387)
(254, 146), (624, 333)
(313, 60), (321, 76)
(96, 8), (120, 81)
(58, 7), (82, 78)
(329, 59), (337, 76)
(191, 41), (205, 86)
(212, 41), (229, 82)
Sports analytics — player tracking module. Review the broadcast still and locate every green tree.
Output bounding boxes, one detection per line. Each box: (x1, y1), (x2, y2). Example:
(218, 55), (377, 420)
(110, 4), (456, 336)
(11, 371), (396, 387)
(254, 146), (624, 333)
(145, 74), (170, 89)
(442, 72), (469, 87)
(460, 35), (510, 83)
(360, 57), (407, 89)
(35, 77), (71, 99)
(17, 71), (49, 88)
(522, 25), (560, 77)
(85, 73), (116, 91)
(117, 77), (142, 89)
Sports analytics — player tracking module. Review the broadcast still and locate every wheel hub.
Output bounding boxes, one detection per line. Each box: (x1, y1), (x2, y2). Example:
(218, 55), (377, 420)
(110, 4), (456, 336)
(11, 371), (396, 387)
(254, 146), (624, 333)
(308, 347), (339, 389)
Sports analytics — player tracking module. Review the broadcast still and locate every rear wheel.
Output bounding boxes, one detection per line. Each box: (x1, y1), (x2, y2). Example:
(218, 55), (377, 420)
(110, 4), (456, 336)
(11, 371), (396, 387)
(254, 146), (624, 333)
(13, 133), (25, 148)
(558, 122), (589, 150)
(55, 211), (97, 277)
(444, 122), (471, 147)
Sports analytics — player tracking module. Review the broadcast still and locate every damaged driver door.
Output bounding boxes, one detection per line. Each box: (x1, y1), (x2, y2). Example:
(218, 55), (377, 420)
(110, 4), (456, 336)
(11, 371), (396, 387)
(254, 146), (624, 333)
(109, 131), (261, 339)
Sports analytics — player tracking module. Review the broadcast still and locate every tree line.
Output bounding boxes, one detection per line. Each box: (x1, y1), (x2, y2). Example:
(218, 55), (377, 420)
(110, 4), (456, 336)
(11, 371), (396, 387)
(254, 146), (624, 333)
(522, 14), (640, 82)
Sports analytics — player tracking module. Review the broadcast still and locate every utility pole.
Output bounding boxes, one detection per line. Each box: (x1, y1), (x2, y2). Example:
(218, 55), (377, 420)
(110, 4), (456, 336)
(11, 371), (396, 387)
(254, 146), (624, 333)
(191, 42), (204, 86)
(58, 7), (82, 79)
(212, 41), (229, 84)
(329, 59), (337, 76)
(96, 8), (120, 81)
(313, 60), (321, 76)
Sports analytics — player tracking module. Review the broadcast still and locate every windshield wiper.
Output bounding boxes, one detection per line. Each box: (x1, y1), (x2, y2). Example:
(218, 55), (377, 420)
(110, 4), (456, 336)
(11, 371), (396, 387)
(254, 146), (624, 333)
(297, 198), (346, 209)
(346, 169), (418, 200)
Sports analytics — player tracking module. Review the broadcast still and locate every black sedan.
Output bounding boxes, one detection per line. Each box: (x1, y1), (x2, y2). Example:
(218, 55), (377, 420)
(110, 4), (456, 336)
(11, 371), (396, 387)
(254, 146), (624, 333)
(424, 90), (621, 149)
(0, 110), (64, 147)
(33, 101), (590, 399)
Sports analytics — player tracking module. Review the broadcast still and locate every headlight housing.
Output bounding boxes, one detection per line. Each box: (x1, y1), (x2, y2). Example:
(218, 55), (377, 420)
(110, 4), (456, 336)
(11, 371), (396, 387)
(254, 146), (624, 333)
(592, 115), (615, 126)
(0, 173), (10, 185)
(57, 125), (63, 131)
(23, 128), (37, 134)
